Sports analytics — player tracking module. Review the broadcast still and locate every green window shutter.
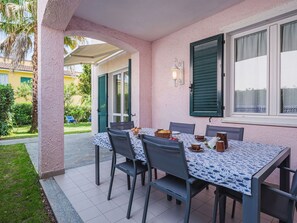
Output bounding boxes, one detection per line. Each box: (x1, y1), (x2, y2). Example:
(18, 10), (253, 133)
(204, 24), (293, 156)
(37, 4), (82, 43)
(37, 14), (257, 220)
(20, 77), (32, 83)
(190, 34), (224, 117)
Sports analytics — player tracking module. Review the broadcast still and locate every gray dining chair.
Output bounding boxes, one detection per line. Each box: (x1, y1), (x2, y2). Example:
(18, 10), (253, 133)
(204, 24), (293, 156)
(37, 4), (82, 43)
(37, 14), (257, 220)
(107, 128), (147, 219)
(205, 125), (244, 219)
(110, 121), (158, 181)
(213, 167), (297, 223)
(169, 122), (195, 134)
(110, 121), (134, 130)
(205, 125), (244, 141)
(109, 121), (134, 178)
(168, 121), (196, 203)
(141, 135), (208, 223)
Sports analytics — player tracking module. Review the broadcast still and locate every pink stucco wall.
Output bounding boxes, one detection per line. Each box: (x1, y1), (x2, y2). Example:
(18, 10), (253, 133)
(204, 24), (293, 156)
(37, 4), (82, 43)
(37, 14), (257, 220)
(38, 0), (65, 178)
(151, 0), (297, 180)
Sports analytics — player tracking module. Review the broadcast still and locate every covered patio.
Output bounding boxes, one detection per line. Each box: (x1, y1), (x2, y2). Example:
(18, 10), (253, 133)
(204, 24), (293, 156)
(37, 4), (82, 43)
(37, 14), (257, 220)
(38, 0), (297, 222)
(51, 160), (285, 223)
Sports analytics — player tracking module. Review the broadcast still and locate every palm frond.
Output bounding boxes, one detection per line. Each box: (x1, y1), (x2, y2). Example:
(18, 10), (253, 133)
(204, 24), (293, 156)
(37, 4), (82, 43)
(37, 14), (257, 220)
(64, 36), (86, 50)
(0, 1), (35, 67)
(0, 33), (16, 58)
(11, 32), (32, 66)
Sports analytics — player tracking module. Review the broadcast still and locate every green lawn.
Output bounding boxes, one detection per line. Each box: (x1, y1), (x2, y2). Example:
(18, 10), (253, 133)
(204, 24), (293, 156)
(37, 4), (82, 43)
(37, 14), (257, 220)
(1, 122), (91, 140)
(0, 144), (55, 222)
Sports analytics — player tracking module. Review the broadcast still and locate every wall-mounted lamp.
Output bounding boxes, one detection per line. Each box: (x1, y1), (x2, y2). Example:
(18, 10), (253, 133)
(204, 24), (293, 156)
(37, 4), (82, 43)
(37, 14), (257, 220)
(171, 58), (184, 87)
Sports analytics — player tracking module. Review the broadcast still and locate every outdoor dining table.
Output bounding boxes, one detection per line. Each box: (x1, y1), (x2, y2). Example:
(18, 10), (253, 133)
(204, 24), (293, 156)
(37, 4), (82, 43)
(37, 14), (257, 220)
(93, 128), (291, 223)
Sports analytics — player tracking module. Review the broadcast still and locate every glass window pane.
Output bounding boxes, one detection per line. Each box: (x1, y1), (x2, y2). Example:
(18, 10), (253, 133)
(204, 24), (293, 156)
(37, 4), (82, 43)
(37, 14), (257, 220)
(280, 20), (297, 114)
(0, 74), (8, 85)
(234, 30), (267, 113)
(113, 74), (121, 113)
(20, 77), (32, 84)
(113, 116), (121, 122)
(123, 71), (129, 115)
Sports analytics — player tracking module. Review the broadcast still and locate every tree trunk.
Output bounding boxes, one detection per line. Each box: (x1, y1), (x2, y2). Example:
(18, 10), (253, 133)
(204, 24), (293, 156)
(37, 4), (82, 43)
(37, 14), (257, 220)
(29, 24), (38, 133)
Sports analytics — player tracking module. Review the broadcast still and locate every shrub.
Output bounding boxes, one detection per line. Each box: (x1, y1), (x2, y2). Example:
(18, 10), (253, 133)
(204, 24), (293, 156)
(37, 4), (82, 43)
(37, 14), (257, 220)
(0, 85), (14, 137)
(12, 103), (32, 126)
(64, 105), (91, 123)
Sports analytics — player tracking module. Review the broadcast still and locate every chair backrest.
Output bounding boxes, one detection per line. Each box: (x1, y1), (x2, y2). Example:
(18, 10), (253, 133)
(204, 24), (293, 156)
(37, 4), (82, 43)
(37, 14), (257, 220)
(261, 169), (297, 222)
(66, 116), (74, 121)
(110, 121), (134, 130)
(169, 122), (195, 134)
(290, 171), (297, 196)
(205, 125), (244, 141)
(141, 135), (189, 180)
(107, 128), (135, 160)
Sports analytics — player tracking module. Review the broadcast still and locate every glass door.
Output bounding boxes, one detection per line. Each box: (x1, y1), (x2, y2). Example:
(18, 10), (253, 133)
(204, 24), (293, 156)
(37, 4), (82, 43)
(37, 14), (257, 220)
(112, 70), (130, 122)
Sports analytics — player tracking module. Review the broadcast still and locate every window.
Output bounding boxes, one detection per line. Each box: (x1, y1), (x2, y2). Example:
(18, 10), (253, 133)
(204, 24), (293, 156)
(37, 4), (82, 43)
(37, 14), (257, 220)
(112, 70), (130, 122)
(280, 20), (297, 114)
(228, 16), (297, 125)
(234, 30), (267, 113)
(0, 74), (8, 85)
(190, 34), (224, 117)
(21, 77), (32, 83)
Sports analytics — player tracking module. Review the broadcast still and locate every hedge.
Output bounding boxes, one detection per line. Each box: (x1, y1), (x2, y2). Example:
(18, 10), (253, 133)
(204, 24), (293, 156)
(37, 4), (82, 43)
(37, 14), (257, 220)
(12, 103), (32, 126)
(64, 105), (91, 123)
(0, 85), (14, 137)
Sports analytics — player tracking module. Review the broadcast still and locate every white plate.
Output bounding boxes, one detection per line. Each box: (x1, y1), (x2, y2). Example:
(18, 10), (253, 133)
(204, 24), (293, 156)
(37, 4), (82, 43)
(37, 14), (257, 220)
(172, 131), (180, 135)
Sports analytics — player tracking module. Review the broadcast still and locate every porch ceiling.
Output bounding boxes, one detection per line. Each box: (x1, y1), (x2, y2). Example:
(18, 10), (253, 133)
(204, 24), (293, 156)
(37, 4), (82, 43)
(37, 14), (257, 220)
(74, 0), (243, 41)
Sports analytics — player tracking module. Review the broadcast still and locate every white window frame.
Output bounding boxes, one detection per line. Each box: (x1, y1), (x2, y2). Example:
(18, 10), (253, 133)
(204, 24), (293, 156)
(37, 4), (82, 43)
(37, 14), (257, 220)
(223, 14), (297, 127)
(111, 68), (129, 122)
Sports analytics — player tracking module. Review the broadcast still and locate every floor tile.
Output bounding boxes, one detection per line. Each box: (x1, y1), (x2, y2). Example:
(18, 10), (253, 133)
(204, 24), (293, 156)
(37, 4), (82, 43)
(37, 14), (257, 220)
(78, 206), (102, 222)
(104, 206), (127, 223)
(52, 162), (296, 223)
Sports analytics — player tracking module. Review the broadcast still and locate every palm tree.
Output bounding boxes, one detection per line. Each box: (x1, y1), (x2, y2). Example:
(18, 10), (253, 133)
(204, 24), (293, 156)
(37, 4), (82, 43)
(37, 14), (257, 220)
(0, 0), (84, 133)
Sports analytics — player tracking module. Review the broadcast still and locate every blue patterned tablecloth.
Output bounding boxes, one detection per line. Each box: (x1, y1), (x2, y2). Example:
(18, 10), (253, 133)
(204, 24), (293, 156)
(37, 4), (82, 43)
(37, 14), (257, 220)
(93, 128), (284, 195)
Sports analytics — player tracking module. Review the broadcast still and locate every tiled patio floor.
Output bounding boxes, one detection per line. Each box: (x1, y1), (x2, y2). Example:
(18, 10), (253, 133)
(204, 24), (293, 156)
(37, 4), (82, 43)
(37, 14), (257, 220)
(54, 160), (296, 223)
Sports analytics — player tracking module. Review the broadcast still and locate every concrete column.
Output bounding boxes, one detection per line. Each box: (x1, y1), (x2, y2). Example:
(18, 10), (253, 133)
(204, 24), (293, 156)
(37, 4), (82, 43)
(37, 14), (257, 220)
(131, 49), (152, 128)
(38, 8), (65, 178)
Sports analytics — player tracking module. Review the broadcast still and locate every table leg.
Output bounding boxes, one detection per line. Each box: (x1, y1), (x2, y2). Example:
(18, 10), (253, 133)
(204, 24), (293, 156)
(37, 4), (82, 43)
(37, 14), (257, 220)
(242, 178), (260, 223)
(280, 154), (290, 192)
(95, 145), (100, 185)
(218, 195), (226, 223)
(279, 154), (290, 223)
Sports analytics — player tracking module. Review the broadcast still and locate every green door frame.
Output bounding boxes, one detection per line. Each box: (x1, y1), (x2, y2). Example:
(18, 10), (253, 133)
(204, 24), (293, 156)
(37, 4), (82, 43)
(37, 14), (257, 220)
(127, 59), (132, 121)
(98, 74), (108, 132)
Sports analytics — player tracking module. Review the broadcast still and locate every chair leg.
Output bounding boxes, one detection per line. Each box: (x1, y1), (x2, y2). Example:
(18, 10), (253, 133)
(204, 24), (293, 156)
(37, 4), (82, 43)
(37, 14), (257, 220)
(141, 172), (145, 186)
(184, 197), (192, 223)
(110, 152), (115, 176)
(167, 195), (172, 201)
(176, 199), (181, 205)
(206, 185), (209, 190)
(154, 168), (158, 179)
(107, 165), (116, 200)
(231, 199), (236, 218)
(127, 175), (131, 190)
(126, 175), (137, 219)
(142, 184), (151, 223)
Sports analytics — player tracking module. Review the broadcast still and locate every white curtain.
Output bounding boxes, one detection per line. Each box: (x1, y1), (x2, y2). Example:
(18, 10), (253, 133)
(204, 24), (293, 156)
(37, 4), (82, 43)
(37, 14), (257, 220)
(234, 30), (267, 113)
(280, 20), (297, 113)
(236, 30), (267, 62)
